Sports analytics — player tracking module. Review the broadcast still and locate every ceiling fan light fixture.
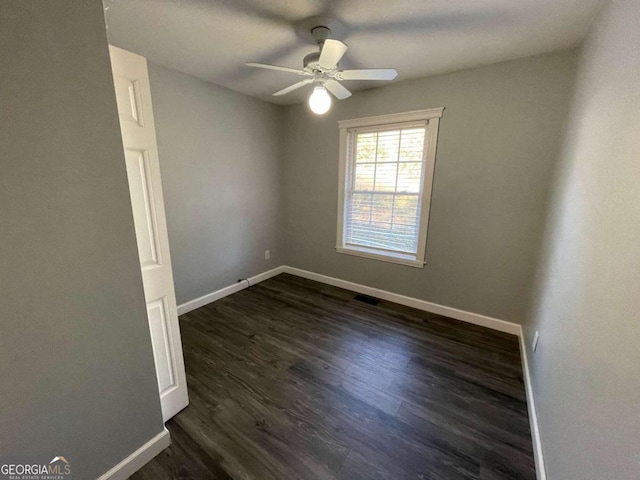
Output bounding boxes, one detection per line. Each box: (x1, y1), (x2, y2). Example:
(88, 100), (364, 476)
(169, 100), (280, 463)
(308, 85), (332, 115)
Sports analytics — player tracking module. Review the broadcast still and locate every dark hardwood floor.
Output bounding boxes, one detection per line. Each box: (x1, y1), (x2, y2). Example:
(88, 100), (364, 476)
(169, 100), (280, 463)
(131, 273), (535, 480)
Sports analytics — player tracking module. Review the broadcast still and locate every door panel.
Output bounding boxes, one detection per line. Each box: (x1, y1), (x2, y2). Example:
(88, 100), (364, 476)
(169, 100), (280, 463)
(113, 76), (144, 126)
(147, 297), (177, 395)
(109, 45), (188, 422)
(124, 149), (161, 269)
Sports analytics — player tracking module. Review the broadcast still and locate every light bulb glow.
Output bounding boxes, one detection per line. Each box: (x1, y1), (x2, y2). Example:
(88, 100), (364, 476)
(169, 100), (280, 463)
(308, 85), (332, 115)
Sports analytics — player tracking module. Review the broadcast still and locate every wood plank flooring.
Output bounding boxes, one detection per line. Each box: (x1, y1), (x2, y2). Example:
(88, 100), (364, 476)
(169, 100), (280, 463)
(130, 273), (535, 480)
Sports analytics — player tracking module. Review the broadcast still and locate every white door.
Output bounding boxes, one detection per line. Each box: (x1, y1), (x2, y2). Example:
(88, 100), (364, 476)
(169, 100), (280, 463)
(109, 45), (188, 421)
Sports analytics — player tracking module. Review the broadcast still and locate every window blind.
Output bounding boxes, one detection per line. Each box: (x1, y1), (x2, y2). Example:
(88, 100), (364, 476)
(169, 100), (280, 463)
(344, 125), (427, 255)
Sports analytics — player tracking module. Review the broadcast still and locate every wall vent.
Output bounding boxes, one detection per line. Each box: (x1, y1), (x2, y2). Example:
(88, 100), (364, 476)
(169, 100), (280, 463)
(354, 294), (380, 305)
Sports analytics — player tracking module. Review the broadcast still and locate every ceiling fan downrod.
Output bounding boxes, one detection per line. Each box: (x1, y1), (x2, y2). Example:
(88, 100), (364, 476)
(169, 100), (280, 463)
(311, 26), (331, 48)
(304, 26), (332, 70)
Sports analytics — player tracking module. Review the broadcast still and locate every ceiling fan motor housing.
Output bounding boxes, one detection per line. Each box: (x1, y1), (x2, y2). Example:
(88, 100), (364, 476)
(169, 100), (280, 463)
(311, 26), (331, 45)
(305, 26), (331, 70)
(303, 52), (321, 69)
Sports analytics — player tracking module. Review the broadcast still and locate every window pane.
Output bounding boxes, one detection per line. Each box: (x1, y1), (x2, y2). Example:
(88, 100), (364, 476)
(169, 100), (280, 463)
(374, 163), (397, 192)
(376, 130), (400, 162)
(371, 194), (393, 223)
(349, 222), (392, 249)
(356, 133), (377, 163)
(393, 195), (420, 226)
(390, 224), (419, 252)
(354, 163), (375, 191)
(346, 193), (420, 254)
(399, 129), (425, 162)
(396, 162), (422, 193)
(348, 193), (372, 223)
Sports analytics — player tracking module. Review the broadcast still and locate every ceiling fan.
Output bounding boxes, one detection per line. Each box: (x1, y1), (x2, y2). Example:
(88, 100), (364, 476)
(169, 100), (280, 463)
(247, 25), (398, 115)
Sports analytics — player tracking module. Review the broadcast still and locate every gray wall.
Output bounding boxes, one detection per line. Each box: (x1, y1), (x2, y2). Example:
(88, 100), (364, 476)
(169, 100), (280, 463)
(147, 63), (284, 305)
(0, 1), (164, 478)
(282, 50), (577, 324)
(525, 0), (640, 477)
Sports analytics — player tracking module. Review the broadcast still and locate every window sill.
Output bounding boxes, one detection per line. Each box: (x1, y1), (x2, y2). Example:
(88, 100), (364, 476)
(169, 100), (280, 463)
(335, 245), (425, 268)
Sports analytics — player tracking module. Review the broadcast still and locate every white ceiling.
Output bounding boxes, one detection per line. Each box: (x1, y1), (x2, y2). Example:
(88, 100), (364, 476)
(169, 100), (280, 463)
(104, 0), (602, 105)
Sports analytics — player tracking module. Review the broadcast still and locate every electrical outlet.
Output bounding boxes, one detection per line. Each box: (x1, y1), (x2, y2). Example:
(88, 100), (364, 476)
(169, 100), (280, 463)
(264, 250), (270, 260)
(532, 331), (540, 352)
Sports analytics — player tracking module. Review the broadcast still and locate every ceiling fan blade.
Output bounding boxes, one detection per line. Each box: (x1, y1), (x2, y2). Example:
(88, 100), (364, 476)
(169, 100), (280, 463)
(246, 63), (306, 75)
(273, 78), (314, 96)
(339, 69), (398, 81)
(318, 39), (348, 69)
(324, 80), (352, 100)
(354, 11), (508, 36)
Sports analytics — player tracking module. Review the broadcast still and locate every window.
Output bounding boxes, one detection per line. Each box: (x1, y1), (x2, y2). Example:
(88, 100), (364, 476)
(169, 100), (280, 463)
(336, 108), (444, 267)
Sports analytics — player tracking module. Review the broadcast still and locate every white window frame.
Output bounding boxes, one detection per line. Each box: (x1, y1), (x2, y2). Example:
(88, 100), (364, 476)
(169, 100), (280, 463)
(336, 108), (444, 268)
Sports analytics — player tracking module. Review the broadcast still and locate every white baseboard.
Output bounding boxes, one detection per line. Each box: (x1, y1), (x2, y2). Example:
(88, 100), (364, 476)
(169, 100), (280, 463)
(282, 266), (521, 335)
(518, 328), (547, 480)
(97, 428), (170, 480)
(177, 264), (520, 335)
(177, 266), (285, 315)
